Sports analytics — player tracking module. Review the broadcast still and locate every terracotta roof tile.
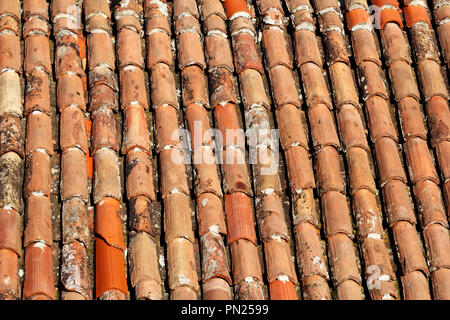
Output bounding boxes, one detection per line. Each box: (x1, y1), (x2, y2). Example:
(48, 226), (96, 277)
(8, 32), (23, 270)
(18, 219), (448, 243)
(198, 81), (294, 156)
(1, 0), (450, 301)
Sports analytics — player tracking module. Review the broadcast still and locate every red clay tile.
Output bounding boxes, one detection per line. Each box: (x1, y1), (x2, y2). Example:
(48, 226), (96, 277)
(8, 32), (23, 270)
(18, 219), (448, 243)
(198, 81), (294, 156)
(25, 70), (51, 115)
(55, 45), (85, 78)
(91, 108), (120, 153)
(23, 0), (49, 21)
(192, 148), (223, 196)
(382, 180), (417, 225)
(389, 61), (420, 102)
(436, 141), (450, 181)
(315, 146), (345, 194)
(302, 275), (331, 300)
(175, 14), (201, 35)
(353, 189), (384, 239)
(323, 30), (349, 66)
(95, 237), (128, 298)
(86, 15), (112, 34)
(374, 137), (407, 185)
(128, 195), (157, 237)
(432, 268), (450, 300)
(61, 149), (88, 201)
(309, 104), (340, 149)
(150, 63), (178, 109)
(93, 148), (121, 203)
(0, 208), (21, 256)
(88, 66), (118, 92)
(0, 152), (23, 212)
(159, 148), (190, 197)
(365, 97), (398, 142)
(0, 249), (19, 299)
(126, 150), (156, 201)
(269, 66), (301, 107)
(117, 28), (144, 70)
(0, 33), (21, 73)
(203, 278), (232, 300)
(146, 31), (173, 68)
(275, 104), (309, 151)
(232, 32), (264, 75)
(208, 70), (237, 108)
(357, 62), (388, 101)
(398, 97), (428, 140)
(166, 238), (199, 292)
(294, 30), (323, 68)
(328, 233), (362, 286)
(203, 14), (228, 34)
(225, 192), (257, 244)
(230, 239), (263, 283)
(201, 231), (232, 284)
(178, 32), (206, 70)
(426, 96), (450, 146)
(262, 28), (292, 70)
(197, 192), (227, 236)
(293, 188), (320, 227)
(265, 239), (297, 283)
(89, 84), (118, 112)
(24, 196), (52, 246)
(329, 63), (359, 109)
(239, 69), (270, 109)
(60, 241), (90, 299)
(134, 279), (162, 300)
(222, 148), (253, 195)
(423, 223), (450, 271)
(87, 32), (115, 71)
(164, 192), (194, 243)
(336, 280), (364, 300)
(413, 179), (448, 228)
(171, 286), (198, 300)
(362, 237), (396, 281)
(0, 71), (22, 117)
(123, 104), (151, 154)
(95, 197), (124, 250)
(336, 105), (369, 151)
(23, 243), (55, 300)
(61, 197), (90, 246)
(300, 63), (333, 110)
(417, 59), (449, 101)
(392, 221), (429, 275)
(181, 66), (209, 108)
(60, 106), (89, 153)
(84, 0), (111, 18)
(404, 138), (439, 184)
(185, 103), (214, 149)
(351, 29), (381, 66)
(117, 14), (142, 33)
(0, 15), (20, 35)
(24, 34), (52, 74)
(154, 105), (181, 152)
(205, 33), (234, 72)
(259, 193), (289, 241)
(129, 232), (161, 288)
(269, 280), (298, 300)
(295, 223), (329, 279)
(346, 147), (376, 194)
(284, 145), (315, 192)
(321, 191), (353, 238)
(401, 270), (431, 300)
(24, 151), (52, 198)
(57, 73), (86, 112)
(25, 112), (52, 156)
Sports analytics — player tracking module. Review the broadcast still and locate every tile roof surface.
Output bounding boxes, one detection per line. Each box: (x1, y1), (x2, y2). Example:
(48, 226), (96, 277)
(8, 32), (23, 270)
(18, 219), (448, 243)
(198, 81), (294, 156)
(0, 0), (449, 300)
